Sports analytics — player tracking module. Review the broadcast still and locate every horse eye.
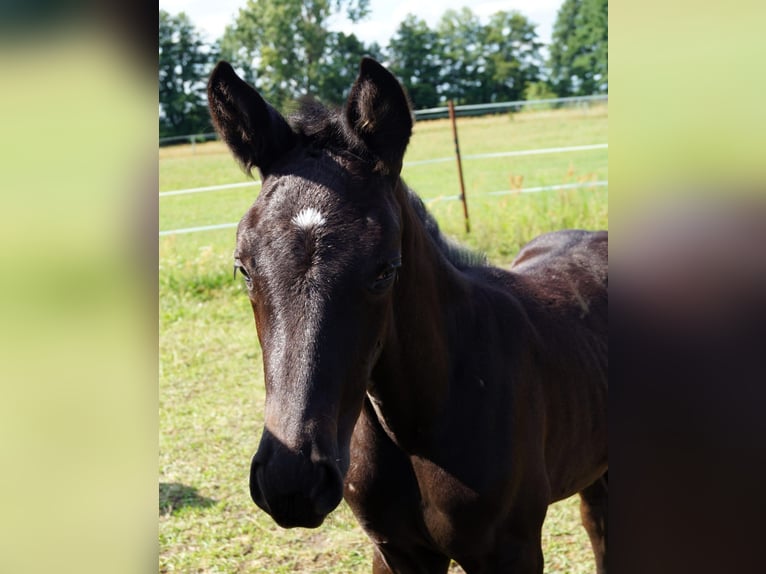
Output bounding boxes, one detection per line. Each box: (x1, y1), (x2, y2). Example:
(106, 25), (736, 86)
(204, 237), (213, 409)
(376, 267), (396, 282)
(371, 257), (402, 291)
(233, 263), (251, 283)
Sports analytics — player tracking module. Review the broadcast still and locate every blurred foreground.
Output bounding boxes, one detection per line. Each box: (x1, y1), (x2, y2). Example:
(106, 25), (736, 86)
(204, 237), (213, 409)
(1, 1), (765, 573)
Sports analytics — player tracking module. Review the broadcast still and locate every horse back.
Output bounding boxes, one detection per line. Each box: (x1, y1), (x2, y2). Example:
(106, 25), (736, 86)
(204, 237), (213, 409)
(511, 230), (607, 317)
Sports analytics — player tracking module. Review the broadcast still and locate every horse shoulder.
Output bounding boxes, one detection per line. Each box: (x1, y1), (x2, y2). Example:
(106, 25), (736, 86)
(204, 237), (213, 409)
(506, 231), (608, 498)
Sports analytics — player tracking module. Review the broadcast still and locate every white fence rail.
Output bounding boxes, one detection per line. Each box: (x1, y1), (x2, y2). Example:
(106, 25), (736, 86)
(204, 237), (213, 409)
(159, 181), (261, 198)
(160, 178), (609, 237)
(413, 94), (607, 120)
(160, 96), (608, 236)
(160, 143), (608, 200)
(425, 180), (608, 205)
(159, 95), (608, 146)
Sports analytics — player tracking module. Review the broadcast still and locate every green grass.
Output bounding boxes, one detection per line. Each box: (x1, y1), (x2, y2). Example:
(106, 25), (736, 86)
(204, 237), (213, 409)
(160, 105), (607, 573)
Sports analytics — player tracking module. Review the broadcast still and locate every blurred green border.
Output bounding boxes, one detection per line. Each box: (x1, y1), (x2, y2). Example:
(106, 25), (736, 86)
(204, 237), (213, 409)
(611, 1), (766, 212)
(2, 3), (766, 572)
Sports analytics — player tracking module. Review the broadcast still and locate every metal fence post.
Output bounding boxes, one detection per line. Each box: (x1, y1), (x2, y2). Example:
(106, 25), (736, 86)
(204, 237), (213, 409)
(448, 100), (471, 234)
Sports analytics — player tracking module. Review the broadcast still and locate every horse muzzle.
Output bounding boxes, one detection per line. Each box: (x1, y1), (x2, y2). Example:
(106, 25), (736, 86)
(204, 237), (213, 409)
(249, 439), (345, 528)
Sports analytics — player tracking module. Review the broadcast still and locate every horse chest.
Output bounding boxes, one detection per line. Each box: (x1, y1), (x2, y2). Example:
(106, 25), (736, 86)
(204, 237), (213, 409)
(411, 458), (510, 557)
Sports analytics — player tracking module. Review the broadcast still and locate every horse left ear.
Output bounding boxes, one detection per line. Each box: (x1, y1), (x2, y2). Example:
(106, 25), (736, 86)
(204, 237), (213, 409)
(345, 58), (413, 175)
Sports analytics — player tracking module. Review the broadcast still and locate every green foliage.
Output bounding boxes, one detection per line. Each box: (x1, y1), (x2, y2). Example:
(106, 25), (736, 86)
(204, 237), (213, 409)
(389, 8), (544, 108)
(437, 8), (487, 105)
(316, 33), (380, 105)
(483, 11), (544, 102)
(159, 10), (218, 138)
(525, 81), (558, 101)
(220, 0), (371, 110)
(548, 0), (608, 96)
(159, 3), (607, 140)
(387, 15), (443, 109)
(523, 81), (559, 111)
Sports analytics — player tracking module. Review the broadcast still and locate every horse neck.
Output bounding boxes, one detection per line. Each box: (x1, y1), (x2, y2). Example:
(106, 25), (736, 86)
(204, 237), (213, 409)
(369, 181), (468, 448)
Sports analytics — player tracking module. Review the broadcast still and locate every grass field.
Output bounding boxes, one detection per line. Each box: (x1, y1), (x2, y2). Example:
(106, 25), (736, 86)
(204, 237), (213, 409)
(159, 104), (608, 573)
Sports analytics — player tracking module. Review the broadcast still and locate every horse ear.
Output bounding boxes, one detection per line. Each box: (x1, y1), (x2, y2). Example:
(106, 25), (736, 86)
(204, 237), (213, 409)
(345, 57), (413, 175)
(208, 61), (296, 176)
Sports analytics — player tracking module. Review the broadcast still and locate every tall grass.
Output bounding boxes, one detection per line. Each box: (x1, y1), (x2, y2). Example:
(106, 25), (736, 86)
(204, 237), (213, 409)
(159, 105), (607, 573)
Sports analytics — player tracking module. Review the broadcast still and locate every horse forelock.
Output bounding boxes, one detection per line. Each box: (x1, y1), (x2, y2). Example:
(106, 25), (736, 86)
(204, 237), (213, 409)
(288, 98), (373, 168)
(285, 99), (485, 271)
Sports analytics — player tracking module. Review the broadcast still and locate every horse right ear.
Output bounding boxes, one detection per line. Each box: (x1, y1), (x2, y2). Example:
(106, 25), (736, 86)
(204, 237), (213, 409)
(345, 57), (413, 176)
(208, 62), (296, 176)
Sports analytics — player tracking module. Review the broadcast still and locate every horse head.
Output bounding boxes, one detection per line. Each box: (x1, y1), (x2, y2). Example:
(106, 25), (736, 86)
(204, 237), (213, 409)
(208, 58), (413, 527)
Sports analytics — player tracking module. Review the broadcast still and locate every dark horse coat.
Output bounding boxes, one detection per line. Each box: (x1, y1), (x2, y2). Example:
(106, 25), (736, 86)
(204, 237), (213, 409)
(208, 57), (608, 573)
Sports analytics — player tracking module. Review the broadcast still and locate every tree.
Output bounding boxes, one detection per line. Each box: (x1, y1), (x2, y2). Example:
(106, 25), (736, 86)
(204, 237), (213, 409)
(548, 0), (580, 97)
(316, 33), (381, 105)
(158, 10), (217, 137)
(220, 0), (370, 110)
(483, 11), (544, 102)
(387, 15), (443, 109)
(437, 8), (487, 105)
(548, 0), (608, 96)
(576, 0), (608, 93)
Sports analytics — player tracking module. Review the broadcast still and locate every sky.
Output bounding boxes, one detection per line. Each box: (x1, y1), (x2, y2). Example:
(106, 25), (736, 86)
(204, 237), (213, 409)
(158, 0), (564, 50)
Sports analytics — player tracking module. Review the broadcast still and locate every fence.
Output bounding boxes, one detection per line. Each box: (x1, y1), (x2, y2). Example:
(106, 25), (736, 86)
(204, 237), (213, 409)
(412, 94), (607, 121)
(160, 96), (608, 236)
(158, 95), (608, 147)
(159, 179), (608, 237)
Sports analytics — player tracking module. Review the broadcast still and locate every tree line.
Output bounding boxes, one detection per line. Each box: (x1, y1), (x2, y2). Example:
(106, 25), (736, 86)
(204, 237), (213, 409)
(159, 0), (607, 139)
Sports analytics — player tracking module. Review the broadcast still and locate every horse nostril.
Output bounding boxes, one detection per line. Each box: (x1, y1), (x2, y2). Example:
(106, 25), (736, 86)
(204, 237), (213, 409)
(249, 457), (267, 509)
(248, 443), (344, 525)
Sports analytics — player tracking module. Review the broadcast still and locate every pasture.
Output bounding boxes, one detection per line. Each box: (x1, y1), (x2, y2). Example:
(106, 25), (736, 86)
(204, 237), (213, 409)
(160, 104), (608, 573)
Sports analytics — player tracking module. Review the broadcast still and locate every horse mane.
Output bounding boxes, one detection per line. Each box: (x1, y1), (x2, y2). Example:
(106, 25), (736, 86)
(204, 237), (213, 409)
(403, 185), (488, 270)
(289, 98), (487, 271)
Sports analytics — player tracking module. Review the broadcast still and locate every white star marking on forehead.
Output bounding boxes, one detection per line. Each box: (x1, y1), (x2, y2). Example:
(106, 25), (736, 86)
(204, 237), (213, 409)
(292, 207), (326, 230)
